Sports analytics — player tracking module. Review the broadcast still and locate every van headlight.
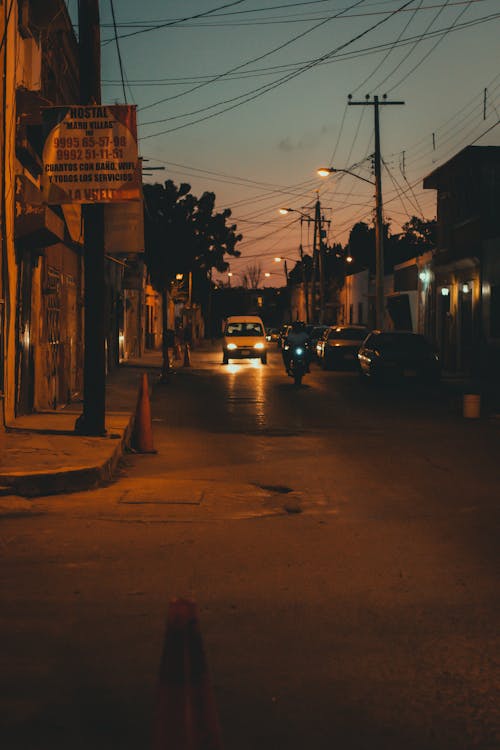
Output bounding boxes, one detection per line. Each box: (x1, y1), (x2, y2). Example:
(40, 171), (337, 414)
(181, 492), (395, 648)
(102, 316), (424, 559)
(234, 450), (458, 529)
(254, 342), (264, 350)
(227, 343), (237, 350)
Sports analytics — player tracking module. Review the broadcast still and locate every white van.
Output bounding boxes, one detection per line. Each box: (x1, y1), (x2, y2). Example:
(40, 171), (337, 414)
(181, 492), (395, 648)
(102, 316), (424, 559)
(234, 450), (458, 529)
(222, 315), (268, 365)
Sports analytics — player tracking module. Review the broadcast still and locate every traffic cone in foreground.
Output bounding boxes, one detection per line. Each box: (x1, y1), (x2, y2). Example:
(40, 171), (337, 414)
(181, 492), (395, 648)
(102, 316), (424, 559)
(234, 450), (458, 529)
(131, 373), (157, 453)
(183, 343), (191, 368)
(152, 599), (222, 750)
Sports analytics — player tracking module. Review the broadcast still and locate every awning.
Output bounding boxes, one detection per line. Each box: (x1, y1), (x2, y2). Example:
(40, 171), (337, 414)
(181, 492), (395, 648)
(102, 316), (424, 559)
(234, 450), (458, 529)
(15, 206), (65, 250)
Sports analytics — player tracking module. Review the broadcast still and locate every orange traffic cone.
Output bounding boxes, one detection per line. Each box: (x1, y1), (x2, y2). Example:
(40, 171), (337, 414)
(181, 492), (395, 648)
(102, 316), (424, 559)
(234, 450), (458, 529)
(131, 373), (157, 453)
(183, 343), (191, 368)
(152, 599), (222, 750)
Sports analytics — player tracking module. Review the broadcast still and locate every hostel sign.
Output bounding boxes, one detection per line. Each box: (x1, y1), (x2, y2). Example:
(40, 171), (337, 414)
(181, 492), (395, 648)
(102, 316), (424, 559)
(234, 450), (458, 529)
(42, 105), (141, 204)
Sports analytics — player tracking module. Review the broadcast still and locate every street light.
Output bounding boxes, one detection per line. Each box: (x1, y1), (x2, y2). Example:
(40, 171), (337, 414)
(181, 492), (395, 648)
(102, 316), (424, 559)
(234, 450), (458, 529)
(317, 166), (374, 185)
(318, 164), (385, 330)
(278, 203), (330, 324)
(273, 256), (290, 284)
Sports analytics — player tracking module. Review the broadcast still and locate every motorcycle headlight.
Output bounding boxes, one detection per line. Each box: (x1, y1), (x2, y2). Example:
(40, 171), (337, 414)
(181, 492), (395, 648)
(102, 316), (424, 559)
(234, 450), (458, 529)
(254, 342), (264, 350)
(295, 347), (304, 355)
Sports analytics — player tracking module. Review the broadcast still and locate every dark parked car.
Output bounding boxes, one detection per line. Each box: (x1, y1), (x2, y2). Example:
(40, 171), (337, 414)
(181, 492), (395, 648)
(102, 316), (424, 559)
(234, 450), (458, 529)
(265, 327), (279, 343)
(358, 331), (440, 382)
(306, 324), (329, 358)
(277, 324), (291, 349)
(317, 325), (369, 369)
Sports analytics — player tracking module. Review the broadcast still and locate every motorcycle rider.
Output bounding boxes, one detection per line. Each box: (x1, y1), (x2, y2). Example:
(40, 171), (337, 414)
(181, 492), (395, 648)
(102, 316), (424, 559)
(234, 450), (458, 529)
(282, 321), (310, 374)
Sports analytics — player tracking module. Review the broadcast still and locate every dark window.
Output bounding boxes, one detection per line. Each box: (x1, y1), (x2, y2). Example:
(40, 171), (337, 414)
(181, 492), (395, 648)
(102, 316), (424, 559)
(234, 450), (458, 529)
(225, 322), (263, 336)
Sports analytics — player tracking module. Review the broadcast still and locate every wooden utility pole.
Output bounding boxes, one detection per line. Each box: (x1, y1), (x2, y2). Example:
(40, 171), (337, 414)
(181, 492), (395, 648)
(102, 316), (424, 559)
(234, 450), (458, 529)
(299, 244), (309, 324)
(348, 94), (404, 329)
(75, 0), (106, 435)
(315, 198), (326, 324)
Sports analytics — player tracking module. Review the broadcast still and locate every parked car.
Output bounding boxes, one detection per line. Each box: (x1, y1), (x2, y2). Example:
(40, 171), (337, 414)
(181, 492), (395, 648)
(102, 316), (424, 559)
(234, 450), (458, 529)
(317, 325), (370, 369)
(306, 325), (329, 358)
(265, 327), (279, 343)
(358, 331), (440, 382)
(277, 324), (291, 349)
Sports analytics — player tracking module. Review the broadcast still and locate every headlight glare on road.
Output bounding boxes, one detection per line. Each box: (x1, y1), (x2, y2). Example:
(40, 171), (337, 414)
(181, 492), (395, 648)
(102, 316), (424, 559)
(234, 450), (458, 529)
(227, 343), (237, 350)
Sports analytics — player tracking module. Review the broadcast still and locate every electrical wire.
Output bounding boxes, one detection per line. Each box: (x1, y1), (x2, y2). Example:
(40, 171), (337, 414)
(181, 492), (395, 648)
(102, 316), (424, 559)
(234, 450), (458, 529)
(137, 11), (498, 131)
(102, 12), (499, 90)
(351, 0), (424, 95)
(101, 1), (489, 33)
(140, 0), (418, 139)
(101, 0), (249, 45)
(386, 0), (474, 92)
(109, 0), (127, 102)
(374, 0), (452, 91)
(138, 0), (367, 113)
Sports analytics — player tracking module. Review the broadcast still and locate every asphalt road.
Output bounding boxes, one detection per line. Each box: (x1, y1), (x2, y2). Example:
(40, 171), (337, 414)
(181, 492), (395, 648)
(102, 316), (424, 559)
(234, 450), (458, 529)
(1, 345), (499, 749)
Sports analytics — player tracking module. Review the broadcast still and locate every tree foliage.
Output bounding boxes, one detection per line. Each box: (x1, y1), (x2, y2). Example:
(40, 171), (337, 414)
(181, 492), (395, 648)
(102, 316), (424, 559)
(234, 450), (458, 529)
(143, 180), (242, 295)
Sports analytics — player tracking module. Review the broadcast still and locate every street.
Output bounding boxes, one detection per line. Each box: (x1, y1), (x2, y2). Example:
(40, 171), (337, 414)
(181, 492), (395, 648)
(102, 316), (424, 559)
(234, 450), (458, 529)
(1, 344), (499, 750)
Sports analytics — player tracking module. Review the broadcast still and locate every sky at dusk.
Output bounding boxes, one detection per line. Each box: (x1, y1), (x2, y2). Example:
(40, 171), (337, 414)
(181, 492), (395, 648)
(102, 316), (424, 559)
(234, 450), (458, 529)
(67, 1), (500, 282)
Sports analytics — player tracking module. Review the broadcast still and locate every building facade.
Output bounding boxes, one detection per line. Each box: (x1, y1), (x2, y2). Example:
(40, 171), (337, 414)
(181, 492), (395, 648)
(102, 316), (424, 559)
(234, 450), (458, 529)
(1, 0), (86, 425)
(423, 146), (500, 379)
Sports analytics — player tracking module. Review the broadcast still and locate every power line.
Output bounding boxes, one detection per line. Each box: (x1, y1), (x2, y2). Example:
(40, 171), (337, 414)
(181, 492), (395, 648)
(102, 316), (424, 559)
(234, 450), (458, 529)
(140, 0), (417, 139)
(101, 0), (248, 45)
(138, 0), (367, 113)
(351, 0), (424, 95)
(137, 11), (498, 130)
(102, 12), (499, 90)
(109, 0), (127, 102)
(101, 1), (489, 32)
(386, 0), (475, 92)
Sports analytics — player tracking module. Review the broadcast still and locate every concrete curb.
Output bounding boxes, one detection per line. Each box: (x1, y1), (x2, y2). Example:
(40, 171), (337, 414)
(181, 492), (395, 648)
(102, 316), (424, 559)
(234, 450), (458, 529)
(0, 415), (134, 498)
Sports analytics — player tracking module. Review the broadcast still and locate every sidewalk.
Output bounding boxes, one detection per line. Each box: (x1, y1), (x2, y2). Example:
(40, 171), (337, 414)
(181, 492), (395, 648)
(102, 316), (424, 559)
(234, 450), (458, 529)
(0, 350), (165, 498)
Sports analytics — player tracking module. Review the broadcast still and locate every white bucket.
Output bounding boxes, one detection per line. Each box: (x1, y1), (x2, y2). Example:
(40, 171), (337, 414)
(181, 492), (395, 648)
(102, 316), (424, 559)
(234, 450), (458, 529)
(463, 393), (481, 419)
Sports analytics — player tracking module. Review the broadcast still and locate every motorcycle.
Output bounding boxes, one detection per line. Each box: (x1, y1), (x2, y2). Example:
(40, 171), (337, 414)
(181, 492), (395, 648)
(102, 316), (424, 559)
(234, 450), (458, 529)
(285, 345), (308, 386)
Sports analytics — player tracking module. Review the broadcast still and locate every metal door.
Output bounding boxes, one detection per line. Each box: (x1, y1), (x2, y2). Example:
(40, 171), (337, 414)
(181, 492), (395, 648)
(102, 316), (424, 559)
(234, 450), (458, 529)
(45, 270), (61, 410)
(15, 253), (34, 416)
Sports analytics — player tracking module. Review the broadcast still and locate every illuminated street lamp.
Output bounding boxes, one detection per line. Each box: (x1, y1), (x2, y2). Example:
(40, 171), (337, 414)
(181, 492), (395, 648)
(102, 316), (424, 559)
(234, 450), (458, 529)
(227, 270), (245, 287)
(317, 166), (374, 185)
(278, 204), (330, 324)
(273, 256), (290, 285)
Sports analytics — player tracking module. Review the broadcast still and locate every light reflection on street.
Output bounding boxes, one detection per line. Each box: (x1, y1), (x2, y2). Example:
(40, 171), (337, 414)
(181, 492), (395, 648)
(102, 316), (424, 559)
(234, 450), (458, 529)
(225, 359), (267, 429)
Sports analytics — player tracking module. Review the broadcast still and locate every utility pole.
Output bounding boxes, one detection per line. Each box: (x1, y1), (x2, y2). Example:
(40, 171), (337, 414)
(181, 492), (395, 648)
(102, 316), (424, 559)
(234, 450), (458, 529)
(348, 94), (404, 329)
(309, 196), (324, 324)
(299, 244), (309, 324)
(315, 197), (326, 324)
(75, 0), (106, 435)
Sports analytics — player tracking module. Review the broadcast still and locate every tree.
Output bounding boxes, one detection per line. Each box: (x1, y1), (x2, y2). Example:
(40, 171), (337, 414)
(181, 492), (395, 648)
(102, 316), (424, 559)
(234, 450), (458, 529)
(387, 216), (437, 266)
(242, 263), (262, 289)
(346, 221), (376, 272)
(143, 180), (242, 375)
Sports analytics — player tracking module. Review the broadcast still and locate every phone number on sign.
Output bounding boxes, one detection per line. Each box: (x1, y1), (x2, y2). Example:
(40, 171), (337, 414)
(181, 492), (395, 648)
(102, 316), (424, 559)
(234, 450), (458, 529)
(56, 148), (125, 160)
(53, 136), (128, 149)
